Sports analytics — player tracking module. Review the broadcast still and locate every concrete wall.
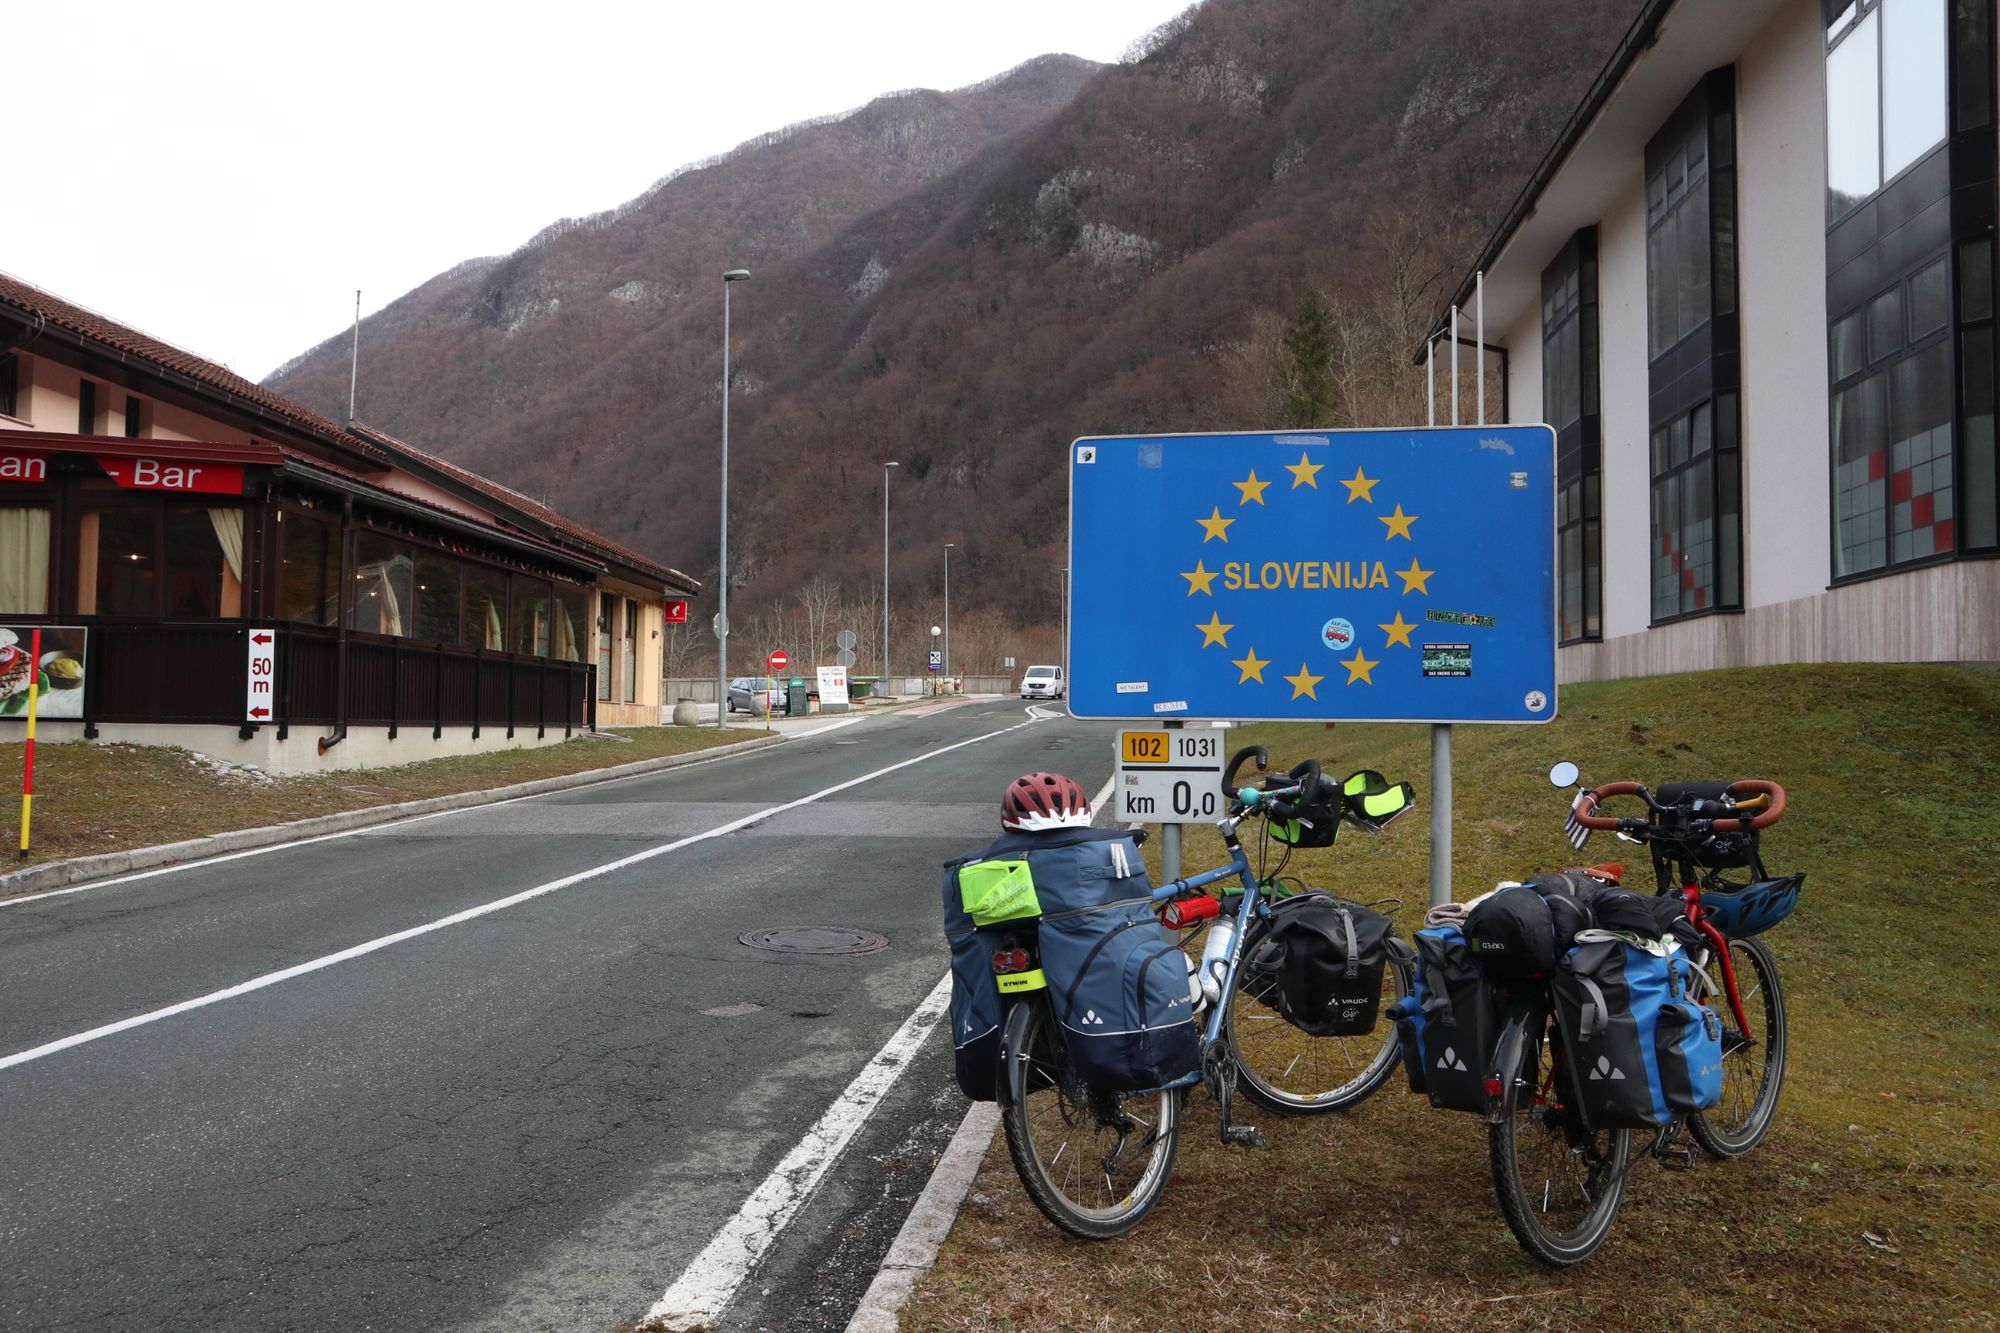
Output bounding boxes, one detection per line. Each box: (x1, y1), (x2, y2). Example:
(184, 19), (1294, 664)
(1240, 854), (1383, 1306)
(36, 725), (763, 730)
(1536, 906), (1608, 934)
(8, 720), (582, 776)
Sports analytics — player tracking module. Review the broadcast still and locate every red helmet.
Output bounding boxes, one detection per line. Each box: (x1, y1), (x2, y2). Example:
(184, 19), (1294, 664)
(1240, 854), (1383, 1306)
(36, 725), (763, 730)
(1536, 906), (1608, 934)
(1001, 772), (1094, 831)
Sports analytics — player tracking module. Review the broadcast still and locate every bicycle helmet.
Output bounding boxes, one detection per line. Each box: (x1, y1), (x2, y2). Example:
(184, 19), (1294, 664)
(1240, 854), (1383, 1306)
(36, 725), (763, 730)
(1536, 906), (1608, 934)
(1698, 873), (1804, 938)
(1000, 772), (1093, 831)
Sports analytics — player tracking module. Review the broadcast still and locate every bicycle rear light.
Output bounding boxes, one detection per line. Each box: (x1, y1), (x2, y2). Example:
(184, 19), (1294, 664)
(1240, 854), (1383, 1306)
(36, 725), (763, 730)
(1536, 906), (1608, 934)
(1161, 895), (1221, 928)
(991, 948), (1033, 974)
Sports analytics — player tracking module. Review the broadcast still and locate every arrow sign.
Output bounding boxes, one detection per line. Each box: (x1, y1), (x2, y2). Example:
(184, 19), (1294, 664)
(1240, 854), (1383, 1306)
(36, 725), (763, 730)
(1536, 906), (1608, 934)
(245, 627), (278, 724)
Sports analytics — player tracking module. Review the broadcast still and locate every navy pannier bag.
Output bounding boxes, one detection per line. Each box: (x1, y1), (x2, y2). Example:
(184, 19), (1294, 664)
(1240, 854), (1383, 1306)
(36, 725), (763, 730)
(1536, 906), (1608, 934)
(1390, 925), (1499, 1113)
(1552, 933), (1723, 1128)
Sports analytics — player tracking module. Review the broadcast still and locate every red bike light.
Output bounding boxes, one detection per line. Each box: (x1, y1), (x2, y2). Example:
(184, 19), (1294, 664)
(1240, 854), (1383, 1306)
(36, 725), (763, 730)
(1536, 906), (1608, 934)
(1485, 1076), (1503, 1099)
(1161, 895), (1222, 928)
(992, 948), (1031, 974)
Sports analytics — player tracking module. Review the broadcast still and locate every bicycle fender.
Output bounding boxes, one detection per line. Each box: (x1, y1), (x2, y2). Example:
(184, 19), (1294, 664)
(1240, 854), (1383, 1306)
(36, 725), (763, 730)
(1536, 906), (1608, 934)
(1484, 992), (1541, 1125)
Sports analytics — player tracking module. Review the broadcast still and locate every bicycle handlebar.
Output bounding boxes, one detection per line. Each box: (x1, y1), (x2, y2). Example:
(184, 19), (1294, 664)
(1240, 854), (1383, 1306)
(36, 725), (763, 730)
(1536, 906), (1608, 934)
(1572, 779), (1787, 834)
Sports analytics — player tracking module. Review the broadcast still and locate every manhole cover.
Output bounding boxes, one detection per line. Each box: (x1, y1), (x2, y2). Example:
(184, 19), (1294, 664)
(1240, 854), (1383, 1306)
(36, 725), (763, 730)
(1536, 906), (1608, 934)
(739, 926), (890, 956)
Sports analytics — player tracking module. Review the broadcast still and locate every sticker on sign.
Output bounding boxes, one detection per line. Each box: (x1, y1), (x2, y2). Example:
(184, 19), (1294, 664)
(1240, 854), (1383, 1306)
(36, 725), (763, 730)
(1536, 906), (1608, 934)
(1115, 728), (1227, 823)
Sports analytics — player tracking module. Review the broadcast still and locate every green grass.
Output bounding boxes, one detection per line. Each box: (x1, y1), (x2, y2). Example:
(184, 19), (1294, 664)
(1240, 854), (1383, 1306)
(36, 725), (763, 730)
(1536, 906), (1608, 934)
(903, 664), (2000, 1331)
(0, 724), (764, 881)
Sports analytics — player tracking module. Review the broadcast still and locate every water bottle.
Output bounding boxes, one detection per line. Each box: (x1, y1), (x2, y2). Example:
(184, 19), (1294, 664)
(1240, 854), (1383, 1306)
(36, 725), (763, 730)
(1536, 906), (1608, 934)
(1198, 917), (1236, 1006)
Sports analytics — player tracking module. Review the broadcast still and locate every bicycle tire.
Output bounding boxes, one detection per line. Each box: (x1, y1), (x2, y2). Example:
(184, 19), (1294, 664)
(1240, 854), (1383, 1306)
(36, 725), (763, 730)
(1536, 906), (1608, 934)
(996, 997), (1182, 1239)
(1223, 919), (1411, 1115)
(1687, 934), (1787, 1158)
(1488, 1019), (1633, 1267)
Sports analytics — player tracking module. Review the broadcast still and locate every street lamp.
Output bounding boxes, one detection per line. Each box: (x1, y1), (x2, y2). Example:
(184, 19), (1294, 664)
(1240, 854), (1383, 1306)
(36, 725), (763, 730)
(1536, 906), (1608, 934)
(881, 460), (898, 684)
(717, 267), (751, 728)
(943, 542), (955, 679)
(930, 624), (942, 696)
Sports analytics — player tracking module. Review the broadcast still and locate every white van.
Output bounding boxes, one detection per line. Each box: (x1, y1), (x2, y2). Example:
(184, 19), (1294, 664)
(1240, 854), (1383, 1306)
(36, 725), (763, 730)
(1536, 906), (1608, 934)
(1019, 664), (1065, 699)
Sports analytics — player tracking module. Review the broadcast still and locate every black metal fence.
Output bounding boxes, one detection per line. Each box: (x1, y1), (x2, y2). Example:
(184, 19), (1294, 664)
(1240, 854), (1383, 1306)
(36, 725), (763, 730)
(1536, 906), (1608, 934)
(70, 619), (593, 740)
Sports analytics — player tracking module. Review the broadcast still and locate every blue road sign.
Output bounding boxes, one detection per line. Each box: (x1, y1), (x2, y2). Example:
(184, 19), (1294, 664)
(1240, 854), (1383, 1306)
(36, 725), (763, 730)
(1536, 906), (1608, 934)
(1067, 428), (1557, 724)
(928, 649), (943, 671)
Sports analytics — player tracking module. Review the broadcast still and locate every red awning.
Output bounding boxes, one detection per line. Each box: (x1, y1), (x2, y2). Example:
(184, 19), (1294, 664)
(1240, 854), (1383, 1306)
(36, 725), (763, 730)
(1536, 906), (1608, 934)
(0, 430), (284, 466)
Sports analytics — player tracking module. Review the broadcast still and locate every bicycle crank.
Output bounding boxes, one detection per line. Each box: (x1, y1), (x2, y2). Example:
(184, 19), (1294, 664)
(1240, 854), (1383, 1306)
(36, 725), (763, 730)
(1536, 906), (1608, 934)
(1203, 1041), (1265, 1148)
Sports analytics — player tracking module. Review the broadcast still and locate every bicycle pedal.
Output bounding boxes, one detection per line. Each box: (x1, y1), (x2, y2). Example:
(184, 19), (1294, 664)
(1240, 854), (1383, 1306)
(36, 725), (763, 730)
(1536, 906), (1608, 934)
(1653, 1140), (1694, 1170)
(1221, 1125), (1266, 1149)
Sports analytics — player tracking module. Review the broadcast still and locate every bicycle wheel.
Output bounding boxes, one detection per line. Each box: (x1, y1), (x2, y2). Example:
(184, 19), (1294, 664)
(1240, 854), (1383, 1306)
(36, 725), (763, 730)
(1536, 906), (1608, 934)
(997, 997), (1182, 1239)
(1687, 934), (1787, 1158)
(1224, 919), (1412, 1114)
(1488, 1022), (1633, 1267)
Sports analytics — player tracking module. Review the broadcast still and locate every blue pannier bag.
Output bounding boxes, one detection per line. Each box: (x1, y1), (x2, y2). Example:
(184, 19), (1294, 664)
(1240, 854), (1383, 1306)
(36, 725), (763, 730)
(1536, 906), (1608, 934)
(1389, 924), (1499, 1113)
(1552, 932), (1723, 1128)
(943, 827), (1194, 1099)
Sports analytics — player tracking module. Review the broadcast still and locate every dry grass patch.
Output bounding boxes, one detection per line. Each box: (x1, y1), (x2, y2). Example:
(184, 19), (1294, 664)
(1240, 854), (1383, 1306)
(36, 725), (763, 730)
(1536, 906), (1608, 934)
(903, 665), (2000, 1330)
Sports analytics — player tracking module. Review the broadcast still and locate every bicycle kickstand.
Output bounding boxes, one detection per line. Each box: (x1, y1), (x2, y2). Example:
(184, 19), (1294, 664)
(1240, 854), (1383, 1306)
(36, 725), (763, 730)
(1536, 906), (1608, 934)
(1203, 1042), (1264, 1148)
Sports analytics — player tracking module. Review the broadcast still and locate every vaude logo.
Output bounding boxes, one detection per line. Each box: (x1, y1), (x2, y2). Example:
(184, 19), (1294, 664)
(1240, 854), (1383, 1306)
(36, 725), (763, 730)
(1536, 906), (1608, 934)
(1166, 993), (1193, 1009)
(1082, 1009), (1107, 1026)
(1588, 1055), (1627, 1082)
(1437, 1045), (1469, 1072)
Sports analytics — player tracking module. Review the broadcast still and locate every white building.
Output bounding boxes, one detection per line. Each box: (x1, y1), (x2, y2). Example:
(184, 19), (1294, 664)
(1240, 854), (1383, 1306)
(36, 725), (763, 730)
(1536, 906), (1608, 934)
(1427, 0), (1997, 680)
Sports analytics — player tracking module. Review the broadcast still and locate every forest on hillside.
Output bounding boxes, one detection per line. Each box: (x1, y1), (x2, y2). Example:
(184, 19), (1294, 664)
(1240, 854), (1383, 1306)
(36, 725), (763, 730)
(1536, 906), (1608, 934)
(271, 0), (1643, 676)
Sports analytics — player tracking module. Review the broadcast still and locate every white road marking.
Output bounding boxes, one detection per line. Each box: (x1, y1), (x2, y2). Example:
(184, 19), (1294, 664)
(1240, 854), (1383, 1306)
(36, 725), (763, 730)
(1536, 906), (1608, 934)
(645, 972), (953, 1331)
(0, 717), (1040, 1073)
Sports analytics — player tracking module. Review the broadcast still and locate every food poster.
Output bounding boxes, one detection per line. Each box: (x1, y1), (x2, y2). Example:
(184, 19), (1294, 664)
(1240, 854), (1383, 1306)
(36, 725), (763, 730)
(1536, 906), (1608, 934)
(0, 625), (89, 719)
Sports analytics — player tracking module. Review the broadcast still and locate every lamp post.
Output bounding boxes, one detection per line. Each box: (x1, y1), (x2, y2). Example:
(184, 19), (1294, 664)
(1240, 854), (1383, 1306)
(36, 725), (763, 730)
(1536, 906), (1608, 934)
(716, 268), (750, 728)
(930, 625), (942, 696)
(881, 460), (899, 686)
(943, 542), (955, 680)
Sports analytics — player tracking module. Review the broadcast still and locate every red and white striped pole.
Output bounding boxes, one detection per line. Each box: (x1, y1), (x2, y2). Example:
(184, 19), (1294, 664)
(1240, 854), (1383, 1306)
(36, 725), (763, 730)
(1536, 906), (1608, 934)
(18, 628), (41, 858)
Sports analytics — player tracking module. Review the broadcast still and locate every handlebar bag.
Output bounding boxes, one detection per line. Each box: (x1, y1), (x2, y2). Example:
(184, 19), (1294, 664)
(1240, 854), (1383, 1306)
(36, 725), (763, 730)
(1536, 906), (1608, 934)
(1249, 892), (1392, 1037)
(1390, 925), (1500, 1113)
(1552, 934), (1723, 1129)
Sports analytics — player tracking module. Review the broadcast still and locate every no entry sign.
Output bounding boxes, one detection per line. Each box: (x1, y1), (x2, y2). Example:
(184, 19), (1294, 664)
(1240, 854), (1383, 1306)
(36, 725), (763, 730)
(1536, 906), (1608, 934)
(767, 650), (789, 674)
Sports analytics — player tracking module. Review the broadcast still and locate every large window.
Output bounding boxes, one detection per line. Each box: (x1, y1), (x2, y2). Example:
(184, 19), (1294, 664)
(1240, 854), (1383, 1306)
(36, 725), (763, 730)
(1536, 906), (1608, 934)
(280, 511), (341, 625)
(1543, 229), (1601, 642)
(509, 574), (550, 657)
(79, 504), (242, 617)
(622, 599), (638, 702)
(412, 550), (463, 646)
(465, 566), (507, 650)
(1647, 71), (1742, 623)
(1826, 0), (1950, 221)
(597, 592), (614, 700)
(349, 532), (415, 636)
(1826, 0), (1997, 575)
(0, 507), (51, 613)
(551, 580), (588, 663)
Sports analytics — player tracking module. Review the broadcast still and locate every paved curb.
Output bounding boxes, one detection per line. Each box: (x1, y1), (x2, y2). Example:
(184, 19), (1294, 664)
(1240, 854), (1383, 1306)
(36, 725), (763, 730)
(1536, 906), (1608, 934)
(845, 1102), (1001, 1333)
(0, 732), (787, 899)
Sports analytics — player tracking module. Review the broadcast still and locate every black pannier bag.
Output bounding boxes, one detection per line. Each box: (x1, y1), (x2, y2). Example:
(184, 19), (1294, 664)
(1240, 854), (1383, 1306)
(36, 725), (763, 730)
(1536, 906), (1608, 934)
(1248, 892), (1392, 1036)
(1392, 925), (1500, 1112)
(1465, 885), (1560, 979)
(1521, 871), (1598, 951)
(1588, 886), (1698, 948)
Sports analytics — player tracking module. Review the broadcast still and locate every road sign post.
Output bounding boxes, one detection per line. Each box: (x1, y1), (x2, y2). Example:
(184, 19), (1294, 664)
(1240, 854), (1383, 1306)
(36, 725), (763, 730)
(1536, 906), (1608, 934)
(245, 627), (277, 723)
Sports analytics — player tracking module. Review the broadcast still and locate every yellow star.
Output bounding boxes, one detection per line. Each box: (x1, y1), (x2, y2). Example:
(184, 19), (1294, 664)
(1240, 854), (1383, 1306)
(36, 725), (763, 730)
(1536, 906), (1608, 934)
(1343, 650), (1380, 685)
(1378, 504), (1419, 540)
(1395, 558), (1434, 596)
(1233, 470), (1270, 505)
(1196, 507), (1234, 543)
(1286, 452), (1324, 489)
(1339, 467), (1379, 504)
(1231, 647), (1270, 683)
(1378, 612), (1417, 649)
(1196, 612), (1233, 647)
(1181, 561), (1218, 596)
(1284, 662), (1324, 700)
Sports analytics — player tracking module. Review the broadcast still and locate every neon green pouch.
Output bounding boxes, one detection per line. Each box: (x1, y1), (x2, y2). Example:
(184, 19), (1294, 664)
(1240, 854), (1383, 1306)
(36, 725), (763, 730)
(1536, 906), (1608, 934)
(958, 859), (1041, 926)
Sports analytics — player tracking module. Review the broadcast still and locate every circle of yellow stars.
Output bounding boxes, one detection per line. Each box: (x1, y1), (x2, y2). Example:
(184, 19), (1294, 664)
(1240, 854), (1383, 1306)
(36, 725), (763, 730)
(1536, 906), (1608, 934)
(1179, 450), (1432, 700)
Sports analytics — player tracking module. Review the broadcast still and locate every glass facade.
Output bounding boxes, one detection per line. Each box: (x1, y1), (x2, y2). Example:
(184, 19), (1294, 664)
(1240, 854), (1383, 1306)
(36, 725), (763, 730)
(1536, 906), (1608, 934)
(1543, 228), (1601, 643)
(1647, 70), (1742, 622)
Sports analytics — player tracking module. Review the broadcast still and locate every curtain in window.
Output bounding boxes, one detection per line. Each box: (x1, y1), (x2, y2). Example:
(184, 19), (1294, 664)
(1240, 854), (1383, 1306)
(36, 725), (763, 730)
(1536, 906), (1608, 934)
(207, 508), (244, 616)
(0, 509), (51, 614)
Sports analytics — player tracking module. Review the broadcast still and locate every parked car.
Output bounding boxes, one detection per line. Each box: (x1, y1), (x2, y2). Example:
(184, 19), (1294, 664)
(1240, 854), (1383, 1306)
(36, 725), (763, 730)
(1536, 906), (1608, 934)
(1019, 664), (1065, 699)
(728, 676), (780, 713)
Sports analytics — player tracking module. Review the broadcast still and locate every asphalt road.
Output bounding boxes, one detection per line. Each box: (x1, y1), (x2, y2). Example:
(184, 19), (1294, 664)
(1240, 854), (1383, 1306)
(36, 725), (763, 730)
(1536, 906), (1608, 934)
(0, 699), (1123, 1332)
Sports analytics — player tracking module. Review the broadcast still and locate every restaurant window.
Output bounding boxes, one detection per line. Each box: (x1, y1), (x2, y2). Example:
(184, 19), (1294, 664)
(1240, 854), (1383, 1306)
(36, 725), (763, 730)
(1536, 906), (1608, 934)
(412, 549), (463, 646)
(597, 592), (614, 700)
(465, 565), (506, 649)
(83, 508), (155, 615)
(1543, 228), (1601, 643)
(0, 355), (18, 419)
(165, 506), (242, 617)
(0, 507), (52, 613)
(1647, 71), (1743, 622)
(510, 574), (550, 657)
(623, 599), (638, 703)
(279, 511), (341, 625)
(349, 531), (415, 636)
(78, 380), (97, 436)
(550, 581), (588, 662)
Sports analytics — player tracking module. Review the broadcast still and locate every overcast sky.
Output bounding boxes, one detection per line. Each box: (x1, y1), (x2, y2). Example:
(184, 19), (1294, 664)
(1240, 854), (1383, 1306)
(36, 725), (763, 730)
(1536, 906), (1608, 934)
(8, 0), (1194, 383)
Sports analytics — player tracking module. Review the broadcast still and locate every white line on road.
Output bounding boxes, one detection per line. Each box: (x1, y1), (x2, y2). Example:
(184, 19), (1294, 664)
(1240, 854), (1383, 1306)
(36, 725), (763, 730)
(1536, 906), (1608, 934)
(645, 972), (954, 1331)
(0, 716), (1040, 1074)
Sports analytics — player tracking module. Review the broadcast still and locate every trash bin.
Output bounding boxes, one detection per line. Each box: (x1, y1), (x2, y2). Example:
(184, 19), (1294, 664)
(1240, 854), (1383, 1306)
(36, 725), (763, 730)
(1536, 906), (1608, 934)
(787, 679), (809, 716)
